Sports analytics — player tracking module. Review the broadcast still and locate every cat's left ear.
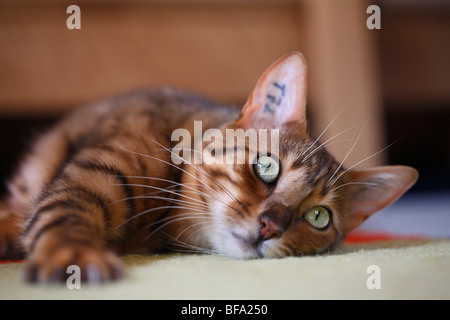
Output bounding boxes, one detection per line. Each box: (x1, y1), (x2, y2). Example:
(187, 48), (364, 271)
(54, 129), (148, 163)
(341, 165), (419, 234)
(236, 51), (308, 131)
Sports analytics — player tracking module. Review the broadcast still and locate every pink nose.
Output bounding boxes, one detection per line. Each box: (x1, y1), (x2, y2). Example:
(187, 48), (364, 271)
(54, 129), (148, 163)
(259, 215), (283, 240)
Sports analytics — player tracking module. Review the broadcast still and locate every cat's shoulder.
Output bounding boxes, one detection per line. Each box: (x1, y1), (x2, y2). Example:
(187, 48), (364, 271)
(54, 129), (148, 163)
(114, 86), (226, 110)
(77, 86), (231, 116)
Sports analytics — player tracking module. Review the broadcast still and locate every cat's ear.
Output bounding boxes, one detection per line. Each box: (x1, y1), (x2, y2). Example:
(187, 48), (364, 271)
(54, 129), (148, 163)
(341, 166), (419, 234)
(236, 51), (308, 131)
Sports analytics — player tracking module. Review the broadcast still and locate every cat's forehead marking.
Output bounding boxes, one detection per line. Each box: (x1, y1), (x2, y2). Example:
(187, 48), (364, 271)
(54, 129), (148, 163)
(276, 143), (340, 202)
(275, 167), (309, 197)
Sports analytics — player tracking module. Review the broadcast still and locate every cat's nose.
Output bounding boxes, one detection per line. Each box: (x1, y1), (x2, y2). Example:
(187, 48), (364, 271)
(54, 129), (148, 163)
(259, 214), (283, 240)
(258, 204), (292, 241)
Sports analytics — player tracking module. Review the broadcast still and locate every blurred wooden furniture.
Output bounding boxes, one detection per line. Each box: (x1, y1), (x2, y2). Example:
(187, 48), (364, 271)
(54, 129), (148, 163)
(0, 1), (304, 114)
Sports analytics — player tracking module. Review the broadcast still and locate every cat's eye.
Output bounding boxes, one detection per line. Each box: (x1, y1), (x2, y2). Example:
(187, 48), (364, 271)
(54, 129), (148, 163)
(254, 155), (280, 184)
(304, 206), (330, 229)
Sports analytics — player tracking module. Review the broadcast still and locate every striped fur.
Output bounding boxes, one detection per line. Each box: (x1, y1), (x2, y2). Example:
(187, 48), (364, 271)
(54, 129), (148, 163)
(0, 52), (417, 283)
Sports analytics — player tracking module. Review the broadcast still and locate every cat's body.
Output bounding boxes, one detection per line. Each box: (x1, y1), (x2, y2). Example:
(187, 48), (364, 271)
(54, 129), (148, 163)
(0, 52), (418, 283)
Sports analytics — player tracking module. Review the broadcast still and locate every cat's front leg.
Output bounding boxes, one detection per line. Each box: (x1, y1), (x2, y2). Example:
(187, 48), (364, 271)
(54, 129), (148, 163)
(24, 228), (124, 283)
(0, 203), (25, 261)
(21, 181), (128, 283)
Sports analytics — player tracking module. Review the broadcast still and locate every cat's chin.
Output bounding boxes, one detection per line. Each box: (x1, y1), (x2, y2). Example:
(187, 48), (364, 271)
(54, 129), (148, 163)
(229, 232), (263, 259)
(207, 230), (259, 259)
(211, 230), (282, 260)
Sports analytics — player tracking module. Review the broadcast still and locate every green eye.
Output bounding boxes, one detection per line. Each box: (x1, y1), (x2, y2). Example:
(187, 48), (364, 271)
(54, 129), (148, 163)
(304, 206), (331, 229)
(254, 155), (280, 184)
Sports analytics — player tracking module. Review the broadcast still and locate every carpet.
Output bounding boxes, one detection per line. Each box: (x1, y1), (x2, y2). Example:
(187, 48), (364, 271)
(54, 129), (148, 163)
(0, 239), (449, 300)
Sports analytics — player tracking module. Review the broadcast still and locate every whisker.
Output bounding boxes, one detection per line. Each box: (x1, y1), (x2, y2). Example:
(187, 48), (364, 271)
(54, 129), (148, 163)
(114, 175), (215, 201)
(328, 140), (399, 188)
(113, 177), (227, 208)
(159, 230), (221, 255)
(114, 206), (209, 230)
(109, 182), (211, 209)
(301, 96), (352, 157)
(163, 246), (211, 255)
(176, 221), (211, 241)
(143, 215), (211, 242)
(145, 139), (242, 204)
(165, 240), (219, 255)
(139, 185), (180, 197)
(119, 147), (228, 203)
(303, 138), (361, 163)
(107, 195), (210, 212)
(144, 212), (210, 230)
(111, 180), (243, 220)
(120, 147), (243, 216)
(142, 141), (225, 191)
(302, 124), (361, 162)
(112, 175), (237, 214)
(145, 139), (248, 216)
(329, 181), (380, 193)
(327, 119), (368, 186)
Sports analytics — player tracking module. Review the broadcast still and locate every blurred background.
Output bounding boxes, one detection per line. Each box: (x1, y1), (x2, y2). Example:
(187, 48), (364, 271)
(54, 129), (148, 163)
(0, 0), (449, 237)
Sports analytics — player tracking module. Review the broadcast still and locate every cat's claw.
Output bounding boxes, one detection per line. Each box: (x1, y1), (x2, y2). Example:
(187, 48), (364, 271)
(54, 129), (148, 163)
(23, 245), (124, 284)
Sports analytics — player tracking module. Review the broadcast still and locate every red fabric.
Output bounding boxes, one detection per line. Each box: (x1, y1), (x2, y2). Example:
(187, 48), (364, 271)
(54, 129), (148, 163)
(345, 231), (422, 243)
(0, 259), (25, 265)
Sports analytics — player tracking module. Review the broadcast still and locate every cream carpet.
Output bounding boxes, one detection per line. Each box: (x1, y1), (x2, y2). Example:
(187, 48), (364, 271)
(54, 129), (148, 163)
(0, 240), (449, 300)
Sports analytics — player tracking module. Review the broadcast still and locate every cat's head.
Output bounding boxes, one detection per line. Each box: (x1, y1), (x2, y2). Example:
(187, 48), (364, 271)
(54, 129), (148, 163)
(187, 52), (418, 258)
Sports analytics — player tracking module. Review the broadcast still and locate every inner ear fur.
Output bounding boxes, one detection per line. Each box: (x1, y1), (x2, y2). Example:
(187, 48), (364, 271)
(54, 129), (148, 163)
(236, 51), (308, 132)
(341, 165), (418, 234)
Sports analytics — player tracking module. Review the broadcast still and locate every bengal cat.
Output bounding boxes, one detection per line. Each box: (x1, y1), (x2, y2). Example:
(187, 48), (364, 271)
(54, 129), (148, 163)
(0, 52), (418, 283)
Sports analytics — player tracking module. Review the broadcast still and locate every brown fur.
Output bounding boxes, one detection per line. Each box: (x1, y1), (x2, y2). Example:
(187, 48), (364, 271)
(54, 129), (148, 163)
(0, 52), (418, 283)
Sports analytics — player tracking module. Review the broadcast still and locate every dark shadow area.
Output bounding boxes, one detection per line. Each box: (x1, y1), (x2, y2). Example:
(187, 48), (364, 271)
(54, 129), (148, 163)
(385, 108), (450, 192)
(0, 116), (57, 198)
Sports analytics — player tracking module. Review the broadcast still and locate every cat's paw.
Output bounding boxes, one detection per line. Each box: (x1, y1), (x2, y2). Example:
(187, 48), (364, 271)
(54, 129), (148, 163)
(0, 207), (25, 261)
(23, 244), (125, 284)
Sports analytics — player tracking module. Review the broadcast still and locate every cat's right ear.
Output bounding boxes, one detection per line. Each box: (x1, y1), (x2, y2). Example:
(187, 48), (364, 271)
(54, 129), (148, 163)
(340, 165), (419, 235)
(236, 51), (308, 132)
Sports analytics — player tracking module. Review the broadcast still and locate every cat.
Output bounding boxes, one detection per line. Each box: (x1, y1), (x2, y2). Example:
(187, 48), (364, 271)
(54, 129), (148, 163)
(0, 51), (418, 283)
